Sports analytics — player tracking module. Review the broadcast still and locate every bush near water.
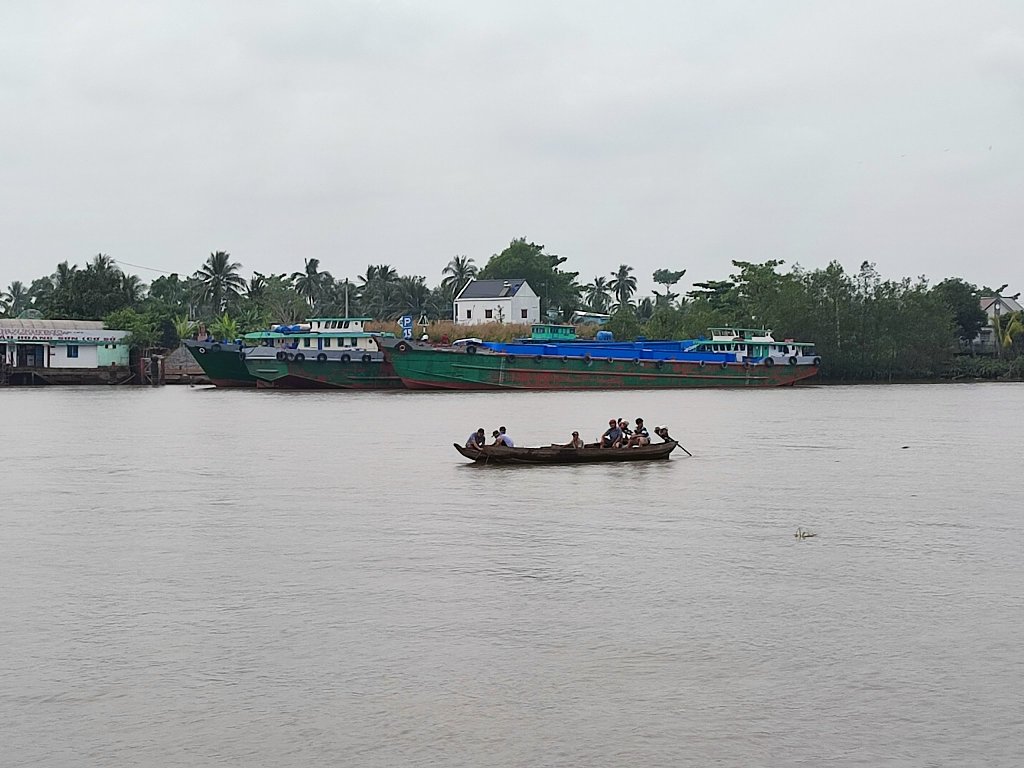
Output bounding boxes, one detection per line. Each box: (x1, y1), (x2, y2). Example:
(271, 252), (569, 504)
(2, 240), (1021, 383)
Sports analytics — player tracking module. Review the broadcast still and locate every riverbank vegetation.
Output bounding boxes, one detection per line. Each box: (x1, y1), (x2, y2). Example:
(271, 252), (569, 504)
(2, 239), (1021, 381)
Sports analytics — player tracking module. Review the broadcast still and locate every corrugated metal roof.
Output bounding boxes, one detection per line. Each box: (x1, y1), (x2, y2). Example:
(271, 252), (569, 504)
(456, 279), (528, 299)
(0, 319), (107, 330)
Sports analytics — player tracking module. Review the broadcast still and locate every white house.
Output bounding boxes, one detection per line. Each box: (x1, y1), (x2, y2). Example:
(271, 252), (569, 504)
(0, 319), (130, 369)
(974, 294), (1022, 354)
(453, 279), (540, 325)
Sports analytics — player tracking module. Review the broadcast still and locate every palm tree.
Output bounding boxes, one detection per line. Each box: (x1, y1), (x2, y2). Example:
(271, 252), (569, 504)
(441, 255), (477, 293)
(292, 258), (332, 308)
(3, 281), (29, 317)
(120, 273), (146, 305)
(53, 261), (78, 291)
(583, 276), (612, 312)
(609, 264), (637, 307)
(88, 253), (119, 277)
(358, 264), (400, 319)
(394, 275), (433, 319)
(195, 251), (246, 314)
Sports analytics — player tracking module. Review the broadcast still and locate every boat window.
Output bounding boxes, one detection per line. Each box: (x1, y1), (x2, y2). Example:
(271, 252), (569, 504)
(343, 321), (350, 329)
(324, 339), (332, 347)
(303, 338), (310, 347)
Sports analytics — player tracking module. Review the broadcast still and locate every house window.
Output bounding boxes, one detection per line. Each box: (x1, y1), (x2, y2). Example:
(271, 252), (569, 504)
(485, 309), (493, 319)
(521, 309), (528, 319)
(466, 309), (472, 319)
(67, 345), (79, 358)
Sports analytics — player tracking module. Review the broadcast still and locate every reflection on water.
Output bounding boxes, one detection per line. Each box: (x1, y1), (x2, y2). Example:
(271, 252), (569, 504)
(1, 383), (1023, 767)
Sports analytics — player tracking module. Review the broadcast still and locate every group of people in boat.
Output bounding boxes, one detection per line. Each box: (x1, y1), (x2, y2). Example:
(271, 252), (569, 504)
(599, 417), (652, 448)
(464, 419), (673, 451)
(464, 426), (514, 449)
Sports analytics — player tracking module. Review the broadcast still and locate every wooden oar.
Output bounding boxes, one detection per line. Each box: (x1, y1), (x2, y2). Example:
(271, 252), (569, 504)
(676, 442), (693, 457)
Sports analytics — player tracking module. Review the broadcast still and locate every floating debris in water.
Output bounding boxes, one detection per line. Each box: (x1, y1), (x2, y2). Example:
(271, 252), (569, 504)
(794, 527), (817, 539)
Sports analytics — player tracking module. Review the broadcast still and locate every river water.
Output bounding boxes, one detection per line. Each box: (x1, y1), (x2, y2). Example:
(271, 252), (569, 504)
(1, 383), (1022, 767)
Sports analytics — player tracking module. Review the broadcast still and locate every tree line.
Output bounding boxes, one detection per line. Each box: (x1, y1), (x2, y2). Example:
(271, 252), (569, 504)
(1, 238), (1021, 380)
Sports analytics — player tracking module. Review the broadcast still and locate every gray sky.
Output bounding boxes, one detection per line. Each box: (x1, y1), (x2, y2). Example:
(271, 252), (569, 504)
(2, 0), (1022, 296)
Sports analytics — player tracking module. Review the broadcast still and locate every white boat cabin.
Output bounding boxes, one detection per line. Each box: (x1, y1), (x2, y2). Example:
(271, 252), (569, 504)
(692, 327), (818, 363)
(244, 317), (391, 362)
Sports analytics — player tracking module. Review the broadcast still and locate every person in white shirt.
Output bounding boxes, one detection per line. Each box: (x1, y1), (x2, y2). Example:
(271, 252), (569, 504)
(498, 426), (514, 447)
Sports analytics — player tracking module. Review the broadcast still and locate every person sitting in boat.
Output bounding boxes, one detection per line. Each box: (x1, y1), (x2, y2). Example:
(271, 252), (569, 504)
(498, 426), (514, 447)
(628, 418), (650, 447)
(491, 430), (506, 446)
(600, 419), (623, 448)
(617, 419), (632, 446)
(465, 428), (486, 449)
(654, 426), (674, 443)
(563, 431), (584, 448)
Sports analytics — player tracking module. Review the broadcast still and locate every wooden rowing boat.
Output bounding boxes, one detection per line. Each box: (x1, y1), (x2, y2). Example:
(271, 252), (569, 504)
(453, 440), (679, 465)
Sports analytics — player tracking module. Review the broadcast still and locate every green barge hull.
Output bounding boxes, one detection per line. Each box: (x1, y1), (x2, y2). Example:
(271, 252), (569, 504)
(381, 340), (819, 390)
(243, 357), (404, 389)
(183, 340), (256, 387)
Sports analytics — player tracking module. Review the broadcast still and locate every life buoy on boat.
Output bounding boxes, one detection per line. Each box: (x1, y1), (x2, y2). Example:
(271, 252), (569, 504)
(534, 354), (543, 362)
(606, 357), (614, 364)
(395, 342), (410, 354)
(466, 344), (477, 355)
(361, 353), (372, 363)
(698, 360), (705, 368)
(813, 357), (821, 366)
(295, 352), (305, 362)
(317, 353), (327, 363)
(788, 356), (798, 366)
(584, 353), (592, 363)
(721, 361), (729, 370)
(340, 353), (351, 363)
(632, 358), (640, 366)
(286, 352), (295, 361)
(655, 360), (664, 370)
(764, 357), (775, 367)
(561, 355), (569, 364)
(276, 351), (287, 361)
(197, 346), (207, 355)
(210, 343), (221, 353)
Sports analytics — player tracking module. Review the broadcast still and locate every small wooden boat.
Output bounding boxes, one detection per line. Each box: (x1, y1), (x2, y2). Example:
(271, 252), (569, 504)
(453, 440), (679, 465)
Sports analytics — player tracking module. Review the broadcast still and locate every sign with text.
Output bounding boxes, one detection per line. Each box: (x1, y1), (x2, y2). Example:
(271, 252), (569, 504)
(400, 315), (413, 340)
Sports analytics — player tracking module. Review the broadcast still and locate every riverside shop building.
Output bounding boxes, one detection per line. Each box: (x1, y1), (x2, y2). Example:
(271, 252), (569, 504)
(0, 320), (130, 383)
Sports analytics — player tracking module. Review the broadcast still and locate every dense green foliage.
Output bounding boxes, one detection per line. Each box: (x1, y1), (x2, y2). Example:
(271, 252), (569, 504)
(2, 241), (1020, 380)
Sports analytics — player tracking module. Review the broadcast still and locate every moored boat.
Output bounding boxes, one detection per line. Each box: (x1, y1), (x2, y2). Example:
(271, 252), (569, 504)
(183, 339), (256, 387)
(381, 325), (820, 390)
(242, 317), (403, 389)
(454, 440), (680, 464)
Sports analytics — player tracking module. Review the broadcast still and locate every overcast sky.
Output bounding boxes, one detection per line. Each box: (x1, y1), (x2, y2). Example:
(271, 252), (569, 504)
(2, 0), (1022, 296)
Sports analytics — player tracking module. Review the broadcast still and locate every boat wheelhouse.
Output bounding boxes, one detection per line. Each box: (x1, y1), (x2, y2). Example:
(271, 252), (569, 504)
(242, 317), (401, 389)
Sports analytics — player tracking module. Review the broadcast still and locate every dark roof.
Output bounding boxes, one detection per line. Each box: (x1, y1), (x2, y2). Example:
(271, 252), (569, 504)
(456, 279), (528, 299)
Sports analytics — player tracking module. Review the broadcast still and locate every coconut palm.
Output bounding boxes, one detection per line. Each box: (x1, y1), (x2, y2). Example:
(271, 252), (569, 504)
(292, 258), (333, 308)
(441, 255), (477, 293)
(358, 264), (400, 319)
(2, 281), (29, 317)
(120, 273), (146, 305)
(53, 261), (78, 291)
(195, 251), (246, 314)
(609, 264), (637, 307)
(583, 276), (612, 312)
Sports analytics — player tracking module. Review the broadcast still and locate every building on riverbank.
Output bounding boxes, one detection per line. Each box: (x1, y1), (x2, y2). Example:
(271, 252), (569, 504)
(453, 279), (540, 325)
(0, 319), (131, 385)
